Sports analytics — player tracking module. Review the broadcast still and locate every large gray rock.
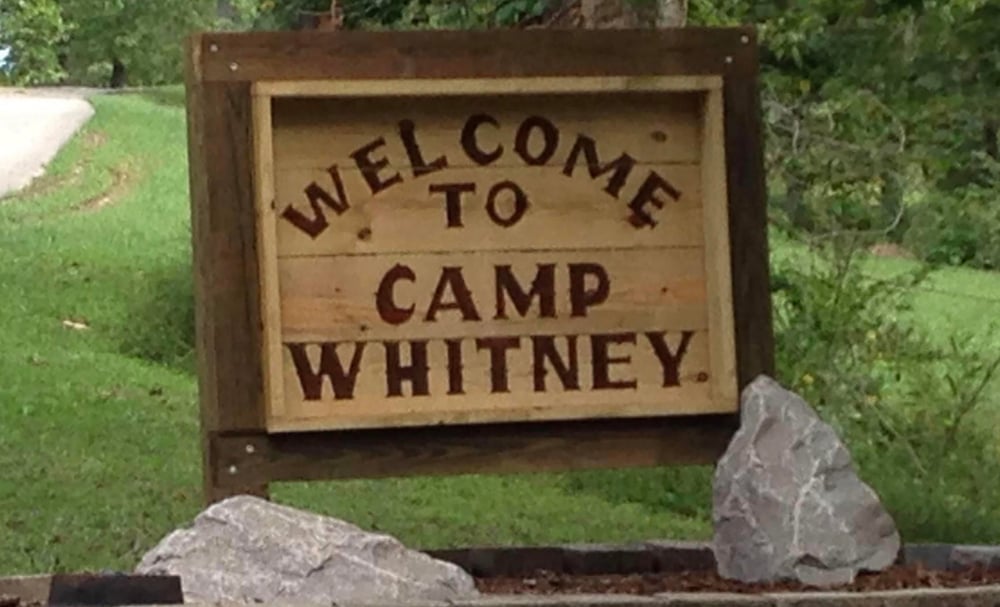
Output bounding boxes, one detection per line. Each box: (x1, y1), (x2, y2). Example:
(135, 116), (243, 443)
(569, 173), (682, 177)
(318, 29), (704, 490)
(136, 496), (478, 604)
(712, 376), (900, 587)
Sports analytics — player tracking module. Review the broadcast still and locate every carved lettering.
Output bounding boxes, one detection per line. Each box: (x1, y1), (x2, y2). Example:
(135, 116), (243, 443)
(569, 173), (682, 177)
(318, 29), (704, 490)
(286, 342), (366, 400)
(495, 264), (556, 319)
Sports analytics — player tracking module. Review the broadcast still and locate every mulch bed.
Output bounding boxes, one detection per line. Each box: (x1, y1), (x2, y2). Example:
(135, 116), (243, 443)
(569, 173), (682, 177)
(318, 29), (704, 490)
(476, 564), (1000, 595)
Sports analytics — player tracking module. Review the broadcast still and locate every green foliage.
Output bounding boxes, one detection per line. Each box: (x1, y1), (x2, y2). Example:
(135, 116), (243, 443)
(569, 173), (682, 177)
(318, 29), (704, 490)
(251, 0), (547, 30)
(904, 184), (1000, 269)
(691, 0), (1000, 270)
(58, 0), (216, 86)
(0, 0), (68, 85)
(391, 0), (547, 29)
(0, 0), (217, 87)
(772, 233), (1000, 542)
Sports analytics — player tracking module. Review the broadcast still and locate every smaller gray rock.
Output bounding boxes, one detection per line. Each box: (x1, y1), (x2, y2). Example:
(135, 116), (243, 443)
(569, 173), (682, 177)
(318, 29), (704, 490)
(712, 376), (900, 587)
(136, 495), (477, 604)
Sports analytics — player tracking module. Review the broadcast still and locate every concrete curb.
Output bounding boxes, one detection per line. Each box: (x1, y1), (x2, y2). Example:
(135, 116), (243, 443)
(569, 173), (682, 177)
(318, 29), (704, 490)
(72, 587), (1000, 606)
(4, 584), (1000, 606)
(0, 574), (49, 603)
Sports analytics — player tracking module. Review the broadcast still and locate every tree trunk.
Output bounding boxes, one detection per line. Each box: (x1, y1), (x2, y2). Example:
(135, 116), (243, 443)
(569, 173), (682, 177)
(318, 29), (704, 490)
(216, 0), (236, 21)
(547, 0), (686, 29)
(109, 58), (127, 89)
(984, 120), (998, 161)
(657, 0), (687, 27)
(579, 0), (654, 28)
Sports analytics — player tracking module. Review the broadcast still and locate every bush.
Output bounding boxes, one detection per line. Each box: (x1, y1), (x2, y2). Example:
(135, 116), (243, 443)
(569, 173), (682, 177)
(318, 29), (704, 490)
(772, 234), (1000, 542)
(564, 233), (1000, 543)
(904, 185), (1000, 270)
(0, 0), (68, 85)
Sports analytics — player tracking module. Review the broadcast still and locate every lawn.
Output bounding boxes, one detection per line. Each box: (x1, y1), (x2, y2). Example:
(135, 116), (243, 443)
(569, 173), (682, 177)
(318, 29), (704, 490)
(0, 90), (997, 574)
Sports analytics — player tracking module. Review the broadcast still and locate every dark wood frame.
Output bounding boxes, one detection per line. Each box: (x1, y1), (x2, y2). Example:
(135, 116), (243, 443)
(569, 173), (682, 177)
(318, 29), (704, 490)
(185, 28), (773, 504)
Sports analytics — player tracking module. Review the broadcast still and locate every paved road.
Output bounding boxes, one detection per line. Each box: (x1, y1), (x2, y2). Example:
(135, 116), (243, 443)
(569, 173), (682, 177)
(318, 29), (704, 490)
(0, 88), (95, 198)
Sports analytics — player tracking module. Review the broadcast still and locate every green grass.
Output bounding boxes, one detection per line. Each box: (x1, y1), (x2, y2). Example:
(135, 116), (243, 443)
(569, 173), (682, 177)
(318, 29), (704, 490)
(1, 88), (998, 575)
(0, 91), (708, 575)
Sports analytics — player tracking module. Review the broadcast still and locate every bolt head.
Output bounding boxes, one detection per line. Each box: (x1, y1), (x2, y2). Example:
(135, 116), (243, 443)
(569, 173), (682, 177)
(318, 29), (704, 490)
(228, 465), (238, 475)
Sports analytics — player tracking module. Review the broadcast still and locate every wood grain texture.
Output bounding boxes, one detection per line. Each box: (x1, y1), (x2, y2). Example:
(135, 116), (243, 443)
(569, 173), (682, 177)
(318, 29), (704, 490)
(213, 413), (738, 485)
(271, 93), (702, 168)
(700, 88), (739, 408)
(273, 165), (704, 256)
(196, 28), (757, 83)
(271, 331), (717, 432)
(187, 35), (268, 503)
(279, 249), (708, 341)
(256, 74), (723, 97)
(722, 63), (775, 387)
(187, 28), (771, 497)
(253, 94), (286, 420)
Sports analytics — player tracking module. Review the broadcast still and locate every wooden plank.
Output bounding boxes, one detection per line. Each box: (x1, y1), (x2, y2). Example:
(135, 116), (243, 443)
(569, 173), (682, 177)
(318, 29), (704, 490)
(213, 414), (738, 485)
(700, 89), (739, 408)
(256, 75), (723, 97)
(269, 91), (706, 256)
(196, 28), (756, 82)
(194, 82), (266, 432)
(278, 249), (708, 341)
(723, 67), (775, 388)
(186, 35), (218, 504)
(270, 93), (703, 170)
(187, 34), (269, 503)
(253, 94), (285, 419)
(48, 574), (183, 606)
(273, 165), (704, 256)
(272, 328), (716, 431)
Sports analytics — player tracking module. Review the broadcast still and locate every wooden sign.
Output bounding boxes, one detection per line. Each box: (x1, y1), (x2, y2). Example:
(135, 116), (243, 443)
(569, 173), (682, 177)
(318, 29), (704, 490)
(186, 28), (773, 503)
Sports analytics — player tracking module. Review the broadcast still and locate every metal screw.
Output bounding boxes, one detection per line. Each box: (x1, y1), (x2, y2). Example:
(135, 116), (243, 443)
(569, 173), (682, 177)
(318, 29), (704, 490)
(245, 444), (256, 454)
(229, 62), (239, 72)
(228, 465), (238, 475)
(725, 56), (734, 64)
(209, 44), (219, 53)
(740, 35), (750, 44)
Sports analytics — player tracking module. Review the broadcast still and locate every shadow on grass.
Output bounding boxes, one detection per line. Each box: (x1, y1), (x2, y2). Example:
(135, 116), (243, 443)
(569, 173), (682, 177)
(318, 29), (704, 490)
(118, 260), (196, 373)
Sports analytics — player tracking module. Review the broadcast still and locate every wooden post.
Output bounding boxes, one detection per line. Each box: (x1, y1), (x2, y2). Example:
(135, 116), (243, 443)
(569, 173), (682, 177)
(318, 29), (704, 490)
(186, 38), (270, 504)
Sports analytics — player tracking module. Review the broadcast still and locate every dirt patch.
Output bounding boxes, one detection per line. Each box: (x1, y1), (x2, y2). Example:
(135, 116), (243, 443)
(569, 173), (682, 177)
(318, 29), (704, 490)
(1, 129), (105, 204)
(476, 564), (1000, 595)
(0, 596), (41, 607)
(73, 162), (133, 212)
(869, 242), (915, 259)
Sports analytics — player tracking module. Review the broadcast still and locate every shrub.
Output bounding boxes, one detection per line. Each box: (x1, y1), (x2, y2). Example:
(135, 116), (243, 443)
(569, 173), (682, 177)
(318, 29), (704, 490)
(564, 233), (1000, 543)
(0, 0), (68, 85)
(772, 233), (1000, 542)
(904, 185), (1000, 270)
